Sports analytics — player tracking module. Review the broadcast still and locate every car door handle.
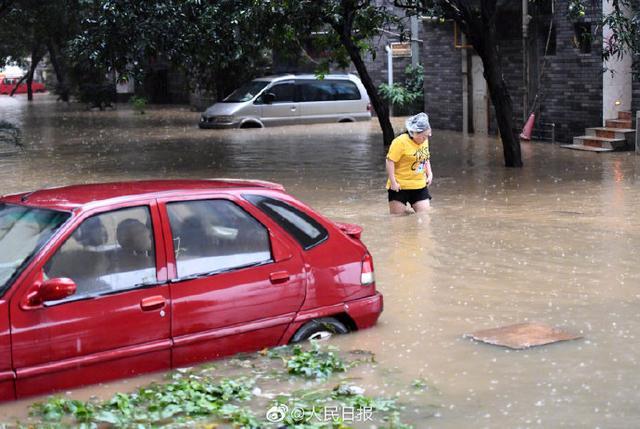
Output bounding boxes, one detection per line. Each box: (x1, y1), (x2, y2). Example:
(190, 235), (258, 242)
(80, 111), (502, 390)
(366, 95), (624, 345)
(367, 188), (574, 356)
(140, 296), (166, 311)
(269, 271), (290, 284)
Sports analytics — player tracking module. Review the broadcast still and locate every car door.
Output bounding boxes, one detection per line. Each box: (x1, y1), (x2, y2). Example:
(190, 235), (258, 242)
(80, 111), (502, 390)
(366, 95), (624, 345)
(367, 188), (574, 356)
(10, 201), (171, 398)
(257, 80), (299, 126)
(159, 194), (306, 367)
(0, 299), (12, 401)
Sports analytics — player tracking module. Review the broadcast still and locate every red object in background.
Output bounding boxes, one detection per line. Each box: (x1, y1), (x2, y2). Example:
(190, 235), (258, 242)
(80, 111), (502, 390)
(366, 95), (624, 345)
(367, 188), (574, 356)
(520, 112), (536, 140)
(0, 77), (46, 95)
(0, 179), (382, 400)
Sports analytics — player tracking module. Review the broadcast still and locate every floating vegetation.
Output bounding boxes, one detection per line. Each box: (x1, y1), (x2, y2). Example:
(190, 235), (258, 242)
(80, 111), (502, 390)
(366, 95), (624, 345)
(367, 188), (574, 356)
(284, 343), (347, 379)
(16, 342), (431, 428)
(30, 376), (259, 428)
(410, 378), (429, 391)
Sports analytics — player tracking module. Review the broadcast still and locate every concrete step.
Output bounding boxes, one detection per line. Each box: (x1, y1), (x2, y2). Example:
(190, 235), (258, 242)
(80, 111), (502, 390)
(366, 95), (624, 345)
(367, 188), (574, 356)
(586, 127), (635, 139)
(618, 111), (632, 120)
(605, 119), (632, 128)
(561, 144), (614, 152)
(572, 135), (626, 150)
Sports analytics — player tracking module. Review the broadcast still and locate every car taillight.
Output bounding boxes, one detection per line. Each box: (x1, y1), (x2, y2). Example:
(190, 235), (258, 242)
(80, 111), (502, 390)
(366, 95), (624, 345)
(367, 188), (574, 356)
(361, 253), (374, 286)
(366, 103), (372, 112)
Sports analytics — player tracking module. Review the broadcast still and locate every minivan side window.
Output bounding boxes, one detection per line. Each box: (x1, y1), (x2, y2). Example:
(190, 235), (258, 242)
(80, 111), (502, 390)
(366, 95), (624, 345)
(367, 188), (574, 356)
(333, 81), (361, 100)
(268, 82), (296, 103)
(299, 81), (334, 102)
(44, 206), (157, 302)
(298, 80), (361, 102)
(167, 200), (272, 279)
(243, 195), (328, 250)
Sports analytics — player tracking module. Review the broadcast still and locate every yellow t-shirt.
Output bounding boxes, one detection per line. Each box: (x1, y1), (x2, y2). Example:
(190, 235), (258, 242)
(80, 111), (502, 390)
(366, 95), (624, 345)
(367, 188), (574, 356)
(386, 133), (430, 190)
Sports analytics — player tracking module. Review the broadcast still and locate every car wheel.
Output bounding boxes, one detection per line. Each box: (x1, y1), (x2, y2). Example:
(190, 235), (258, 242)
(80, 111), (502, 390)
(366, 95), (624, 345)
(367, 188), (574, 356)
(290, 317), (349, 343)
(240, 122), (262, 129)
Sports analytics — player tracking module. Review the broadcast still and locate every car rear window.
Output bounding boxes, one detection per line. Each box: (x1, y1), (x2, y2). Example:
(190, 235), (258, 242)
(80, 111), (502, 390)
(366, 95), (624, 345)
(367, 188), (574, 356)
(244, 195), (328, 250)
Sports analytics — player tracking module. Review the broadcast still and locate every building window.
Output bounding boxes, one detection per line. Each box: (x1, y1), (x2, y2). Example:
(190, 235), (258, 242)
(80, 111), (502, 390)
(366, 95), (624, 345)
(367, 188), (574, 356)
(537, 0), (554, 15)
(573, 23), (592, 54)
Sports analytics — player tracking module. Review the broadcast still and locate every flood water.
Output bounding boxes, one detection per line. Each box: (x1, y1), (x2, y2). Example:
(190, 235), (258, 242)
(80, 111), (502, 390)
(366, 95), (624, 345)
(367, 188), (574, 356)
(2, 94), (640, 427)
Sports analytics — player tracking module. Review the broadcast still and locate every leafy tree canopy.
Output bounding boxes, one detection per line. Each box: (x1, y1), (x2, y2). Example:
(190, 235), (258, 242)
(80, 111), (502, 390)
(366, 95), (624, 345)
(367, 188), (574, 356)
(69, 0), (272, 93)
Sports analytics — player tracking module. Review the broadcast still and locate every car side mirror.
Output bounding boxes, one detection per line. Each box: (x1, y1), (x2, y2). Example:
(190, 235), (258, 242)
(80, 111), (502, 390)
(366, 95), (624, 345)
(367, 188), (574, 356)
(262, 92), (275, 104)
(26, 278), (77, 307)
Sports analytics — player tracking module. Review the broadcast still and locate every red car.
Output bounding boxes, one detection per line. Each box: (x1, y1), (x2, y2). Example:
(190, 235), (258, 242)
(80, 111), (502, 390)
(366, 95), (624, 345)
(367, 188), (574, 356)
(0, 179), (382, 400)
(0, 77), (46, 95)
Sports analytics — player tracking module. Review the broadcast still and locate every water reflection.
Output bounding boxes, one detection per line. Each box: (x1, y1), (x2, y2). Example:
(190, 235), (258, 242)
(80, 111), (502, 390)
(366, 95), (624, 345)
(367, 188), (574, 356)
(2, 94), (640, 427)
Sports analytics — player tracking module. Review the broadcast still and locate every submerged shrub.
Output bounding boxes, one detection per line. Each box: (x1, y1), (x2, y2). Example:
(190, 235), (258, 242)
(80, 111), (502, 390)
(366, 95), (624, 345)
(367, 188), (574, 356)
(130, 96), (148, 114)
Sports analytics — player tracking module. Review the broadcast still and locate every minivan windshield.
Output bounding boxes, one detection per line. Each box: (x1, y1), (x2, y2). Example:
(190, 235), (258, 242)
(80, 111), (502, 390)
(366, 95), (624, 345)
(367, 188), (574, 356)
(0, 203), (70, 294)
(223, 81), (269, 103)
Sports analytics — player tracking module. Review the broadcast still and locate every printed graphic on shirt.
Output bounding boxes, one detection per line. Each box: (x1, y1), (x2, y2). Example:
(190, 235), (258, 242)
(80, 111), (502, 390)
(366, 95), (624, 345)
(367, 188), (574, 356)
(411, 146), (430, 174)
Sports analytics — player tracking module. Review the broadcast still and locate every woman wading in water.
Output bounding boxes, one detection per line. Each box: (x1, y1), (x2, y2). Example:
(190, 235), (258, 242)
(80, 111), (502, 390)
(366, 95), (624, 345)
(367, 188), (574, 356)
(385, 112), (433, 215)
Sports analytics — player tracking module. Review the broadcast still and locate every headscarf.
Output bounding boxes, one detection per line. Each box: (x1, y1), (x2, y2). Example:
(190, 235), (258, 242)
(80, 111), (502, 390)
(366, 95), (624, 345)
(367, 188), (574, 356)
(405, 112), (431, 135)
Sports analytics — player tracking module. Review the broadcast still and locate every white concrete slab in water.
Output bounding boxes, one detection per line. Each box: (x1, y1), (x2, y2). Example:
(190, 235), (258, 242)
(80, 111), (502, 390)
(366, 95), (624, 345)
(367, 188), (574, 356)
(466, 322), (582, 350)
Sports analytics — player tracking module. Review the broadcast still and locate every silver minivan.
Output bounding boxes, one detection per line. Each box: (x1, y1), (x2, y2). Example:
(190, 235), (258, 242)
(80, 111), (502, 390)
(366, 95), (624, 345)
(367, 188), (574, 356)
(199, 74), (371, 128)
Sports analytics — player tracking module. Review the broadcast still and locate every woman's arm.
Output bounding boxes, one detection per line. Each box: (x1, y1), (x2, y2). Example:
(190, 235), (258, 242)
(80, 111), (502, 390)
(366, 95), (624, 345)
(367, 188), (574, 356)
(386, 158), (400, 191)
(425, 159), (433, 186)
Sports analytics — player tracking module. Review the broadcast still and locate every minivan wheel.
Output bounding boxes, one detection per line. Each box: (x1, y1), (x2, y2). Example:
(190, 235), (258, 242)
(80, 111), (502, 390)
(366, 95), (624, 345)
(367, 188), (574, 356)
(240, 121), (262, 129)
(290, 317), (349, 343)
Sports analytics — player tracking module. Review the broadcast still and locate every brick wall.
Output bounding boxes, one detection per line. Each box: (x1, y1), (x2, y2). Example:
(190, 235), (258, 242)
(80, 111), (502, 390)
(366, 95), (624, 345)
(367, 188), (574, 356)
(408, 1), (603, 142)
(632, 75), (640, 115)
(364, 38), (414, 94)
(533, 1), (602, 142)
(420, 21), (463, 131)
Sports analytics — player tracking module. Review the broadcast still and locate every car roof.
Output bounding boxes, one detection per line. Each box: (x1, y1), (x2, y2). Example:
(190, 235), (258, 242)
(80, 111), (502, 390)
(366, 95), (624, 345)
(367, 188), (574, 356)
(254, 73), (361, 83)
(1, 179), (285, 211)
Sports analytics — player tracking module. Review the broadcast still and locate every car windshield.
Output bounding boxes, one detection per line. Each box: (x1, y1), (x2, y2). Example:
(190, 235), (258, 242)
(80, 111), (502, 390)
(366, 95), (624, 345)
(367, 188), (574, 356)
(223, 81), (269, 103)
(0, 203), (70, 294)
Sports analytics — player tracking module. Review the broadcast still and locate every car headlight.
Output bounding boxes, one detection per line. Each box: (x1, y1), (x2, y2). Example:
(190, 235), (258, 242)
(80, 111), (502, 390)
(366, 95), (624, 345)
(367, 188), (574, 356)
(214, 116), (234, 123)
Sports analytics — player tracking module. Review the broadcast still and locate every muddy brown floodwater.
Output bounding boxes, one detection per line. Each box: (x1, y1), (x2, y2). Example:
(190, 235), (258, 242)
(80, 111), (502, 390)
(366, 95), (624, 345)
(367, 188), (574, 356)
(2, 94), (640, 427)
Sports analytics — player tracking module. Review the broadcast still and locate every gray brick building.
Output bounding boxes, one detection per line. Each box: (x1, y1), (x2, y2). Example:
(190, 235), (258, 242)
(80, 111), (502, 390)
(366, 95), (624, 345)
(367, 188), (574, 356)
(362, 1), (634, 144)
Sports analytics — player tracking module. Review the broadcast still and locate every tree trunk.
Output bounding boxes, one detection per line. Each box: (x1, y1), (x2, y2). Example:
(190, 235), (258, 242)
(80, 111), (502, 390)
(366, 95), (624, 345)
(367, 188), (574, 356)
(479, 44), (522, 167)
(337, 32), (395, 146)
(463, 1), (523, 167)
(26, 46), (44, 102)
(9, 74), (26, 97)
(47, 40), (71, 102)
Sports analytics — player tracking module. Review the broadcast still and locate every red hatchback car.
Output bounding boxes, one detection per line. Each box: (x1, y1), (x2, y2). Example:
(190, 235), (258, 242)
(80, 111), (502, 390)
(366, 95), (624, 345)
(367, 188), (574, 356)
(0, 77), (46, 95)
(0, 179), (382, 400)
